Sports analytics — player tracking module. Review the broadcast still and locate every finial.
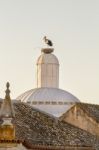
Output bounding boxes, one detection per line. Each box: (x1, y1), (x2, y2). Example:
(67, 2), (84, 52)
(6, 82), (10, 89)
(0, 83), (15, 140)
(0, 82), (15, 119)
(5, 82), (10, 99)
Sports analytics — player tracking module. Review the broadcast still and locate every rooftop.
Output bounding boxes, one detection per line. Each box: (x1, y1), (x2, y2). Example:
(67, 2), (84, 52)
(3, 101), (99, 149)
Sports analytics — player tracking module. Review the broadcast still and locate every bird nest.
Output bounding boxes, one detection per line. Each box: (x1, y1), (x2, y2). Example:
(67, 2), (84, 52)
(41, 48), (54, 54)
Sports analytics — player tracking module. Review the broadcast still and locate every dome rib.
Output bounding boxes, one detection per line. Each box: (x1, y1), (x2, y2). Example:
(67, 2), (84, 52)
(16, 88), (80, 117)
(37, 54), (59, 65)
(17, 88), (79, 102)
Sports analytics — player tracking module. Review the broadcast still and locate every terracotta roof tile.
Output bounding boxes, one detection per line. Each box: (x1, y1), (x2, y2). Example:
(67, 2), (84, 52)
(0, 101), (99, 150)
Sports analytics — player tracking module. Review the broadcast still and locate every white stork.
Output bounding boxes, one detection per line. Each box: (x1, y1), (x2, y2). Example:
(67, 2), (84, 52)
(43, 36), (53, 47)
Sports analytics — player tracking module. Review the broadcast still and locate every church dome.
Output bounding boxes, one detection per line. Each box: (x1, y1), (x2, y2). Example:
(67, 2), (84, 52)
(16, 46), (80, 117)
(16, 87), (79, 117)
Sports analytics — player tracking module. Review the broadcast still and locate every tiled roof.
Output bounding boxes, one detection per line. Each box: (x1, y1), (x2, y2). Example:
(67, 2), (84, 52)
(0, 101), (99, 149)
(14, 102), (99, 148)
(23, 141), (95, 150)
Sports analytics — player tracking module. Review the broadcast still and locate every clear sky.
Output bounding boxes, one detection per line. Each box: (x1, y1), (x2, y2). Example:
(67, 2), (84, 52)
(0, 0), (99, 104)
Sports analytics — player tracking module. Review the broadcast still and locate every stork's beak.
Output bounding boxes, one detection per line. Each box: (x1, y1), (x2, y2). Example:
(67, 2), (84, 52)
(43, 36), (46, 40)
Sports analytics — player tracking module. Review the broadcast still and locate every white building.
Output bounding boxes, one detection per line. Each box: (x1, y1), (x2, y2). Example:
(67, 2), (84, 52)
(17, 47), (79, 117)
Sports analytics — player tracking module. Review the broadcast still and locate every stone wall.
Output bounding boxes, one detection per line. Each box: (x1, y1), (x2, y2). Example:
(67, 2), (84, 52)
(60, 105), (99, 136)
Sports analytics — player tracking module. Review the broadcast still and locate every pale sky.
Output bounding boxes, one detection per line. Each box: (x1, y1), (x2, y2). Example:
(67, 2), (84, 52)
(0, 0), (99, 104)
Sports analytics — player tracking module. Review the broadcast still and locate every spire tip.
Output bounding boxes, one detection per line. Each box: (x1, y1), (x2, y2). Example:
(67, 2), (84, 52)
(5, 82), (10, 99)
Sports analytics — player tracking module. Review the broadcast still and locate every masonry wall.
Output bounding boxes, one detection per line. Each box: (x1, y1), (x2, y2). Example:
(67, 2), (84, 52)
(60, 105), (99, 136)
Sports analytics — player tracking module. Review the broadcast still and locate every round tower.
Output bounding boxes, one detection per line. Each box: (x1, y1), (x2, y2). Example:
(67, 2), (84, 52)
(36, 48), (59, 88)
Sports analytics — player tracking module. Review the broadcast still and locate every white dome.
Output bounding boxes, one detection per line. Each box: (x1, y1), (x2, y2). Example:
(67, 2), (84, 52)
(16, 88), (80, 117)
(37, 53), (59, 65)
